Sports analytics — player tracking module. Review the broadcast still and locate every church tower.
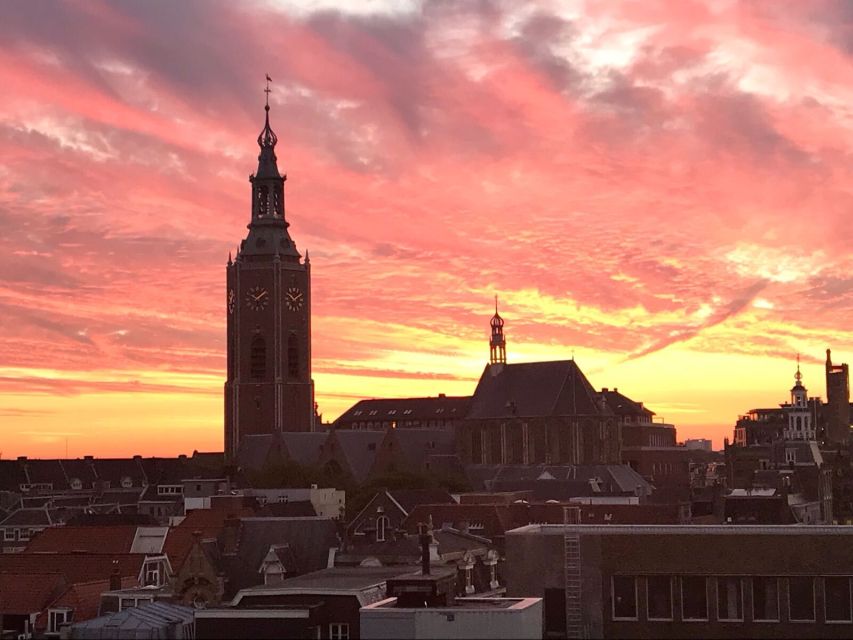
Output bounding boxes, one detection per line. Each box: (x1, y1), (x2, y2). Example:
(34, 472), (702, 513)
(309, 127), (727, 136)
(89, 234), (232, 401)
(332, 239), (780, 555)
(225, 82), (314, 460)
(489, 297), (506, 365)
(784, 356), (814, 441)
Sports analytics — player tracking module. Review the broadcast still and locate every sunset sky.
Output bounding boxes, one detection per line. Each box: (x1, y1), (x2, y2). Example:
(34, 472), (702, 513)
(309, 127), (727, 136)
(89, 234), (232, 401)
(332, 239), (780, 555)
(0, 0), (851, 458)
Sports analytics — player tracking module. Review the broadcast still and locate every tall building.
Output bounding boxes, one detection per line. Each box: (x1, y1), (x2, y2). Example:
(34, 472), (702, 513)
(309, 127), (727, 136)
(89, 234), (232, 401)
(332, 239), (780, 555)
(224, 90), (315, 460)
(826, 349), (851, 444)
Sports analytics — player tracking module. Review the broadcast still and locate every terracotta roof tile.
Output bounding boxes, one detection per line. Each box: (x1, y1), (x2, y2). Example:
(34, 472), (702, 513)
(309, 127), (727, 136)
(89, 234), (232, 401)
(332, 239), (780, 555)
(24, 526), (138, 554)
(0, 572), (67, 614)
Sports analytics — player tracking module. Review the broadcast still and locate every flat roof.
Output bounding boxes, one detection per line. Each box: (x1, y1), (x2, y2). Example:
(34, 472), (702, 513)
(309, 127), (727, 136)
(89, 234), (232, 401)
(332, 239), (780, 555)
(362, 597), (541, 612)
(507, 524), (853, 536)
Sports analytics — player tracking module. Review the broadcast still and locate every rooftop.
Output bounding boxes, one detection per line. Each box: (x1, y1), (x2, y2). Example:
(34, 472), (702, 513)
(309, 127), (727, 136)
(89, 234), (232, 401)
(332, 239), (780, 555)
(508, 524), (853, 536)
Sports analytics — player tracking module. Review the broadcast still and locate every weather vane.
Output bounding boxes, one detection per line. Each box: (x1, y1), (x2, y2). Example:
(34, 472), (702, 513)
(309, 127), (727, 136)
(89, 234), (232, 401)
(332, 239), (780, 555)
(264, 73), (272, 108)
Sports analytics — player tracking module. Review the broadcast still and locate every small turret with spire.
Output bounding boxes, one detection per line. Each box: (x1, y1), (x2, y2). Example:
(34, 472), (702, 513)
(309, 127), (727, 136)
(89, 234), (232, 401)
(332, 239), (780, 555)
(489, 296), (506, 365)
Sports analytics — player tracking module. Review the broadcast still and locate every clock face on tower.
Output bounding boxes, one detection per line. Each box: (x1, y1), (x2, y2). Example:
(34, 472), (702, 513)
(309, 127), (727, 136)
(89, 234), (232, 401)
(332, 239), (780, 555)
(246, 286), (269, 311)
(286, 286), (304, 311)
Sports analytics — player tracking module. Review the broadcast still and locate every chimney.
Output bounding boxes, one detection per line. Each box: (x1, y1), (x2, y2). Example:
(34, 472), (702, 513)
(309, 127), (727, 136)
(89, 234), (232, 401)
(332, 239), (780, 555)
(17, 456), (27, 462)
(109, 561), (121, 591)
(418, 522), (431, 576)
(438, 393), (446, 398)
(84, 455), (94, 461)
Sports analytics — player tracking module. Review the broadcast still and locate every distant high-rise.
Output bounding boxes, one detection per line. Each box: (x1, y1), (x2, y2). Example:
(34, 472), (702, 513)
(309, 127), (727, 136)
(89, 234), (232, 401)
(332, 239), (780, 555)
(489, 297), (506, 365)
(825, 349), (851, 444)
(224, 84), (315, 460)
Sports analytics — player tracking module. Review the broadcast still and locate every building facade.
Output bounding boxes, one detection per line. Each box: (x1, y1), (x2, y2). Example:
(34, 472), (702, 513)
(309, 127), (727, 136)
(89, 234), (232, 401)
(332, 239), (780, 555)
(225, 95), (315, 460)
(506, 523), (853, 639)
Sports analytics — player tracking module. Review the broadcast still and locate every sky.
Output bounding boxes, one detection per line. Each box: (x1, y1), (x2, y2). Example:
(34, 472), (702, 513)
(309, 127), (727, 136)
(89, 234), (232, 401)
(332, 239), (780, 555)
(0, 0), (851, 458)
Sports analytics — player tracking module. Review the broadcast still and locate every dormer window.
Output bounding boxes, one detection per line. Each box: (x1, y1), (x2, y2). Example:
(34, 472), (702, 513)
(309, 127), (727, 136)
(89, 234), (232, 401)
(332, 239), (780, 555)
(48, 608), (73, 634)
(70, 478), (83, 491)
(121, 476), (133, 488)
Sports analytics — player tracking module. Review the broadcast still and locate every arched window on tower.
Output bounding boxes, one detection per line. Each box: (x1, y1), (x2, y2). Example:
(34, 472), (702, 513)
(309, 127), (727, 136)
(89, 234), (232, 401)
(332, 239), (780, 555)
(250, 335), (267, 380)
(274, 185), (282, 216)
(288, 333), (299, 378)
(258, 185), (269, 217)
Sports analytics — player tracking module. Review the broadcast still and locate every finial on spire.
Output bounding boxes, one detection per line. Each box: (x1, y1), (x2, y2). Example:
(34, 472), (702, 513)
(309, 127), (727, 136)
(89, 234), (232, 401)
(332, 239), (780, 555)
(258, 74), (278, 150)
(795, 353), (802, 383)
(495, 294), (498, 315)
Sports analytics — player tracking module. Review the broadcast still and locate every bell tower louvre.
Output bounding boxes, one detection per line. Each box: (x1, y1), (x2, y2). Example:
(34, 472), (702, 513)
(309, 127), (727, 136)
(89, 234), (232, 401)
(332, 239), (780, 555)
(224, 77), (315, 461)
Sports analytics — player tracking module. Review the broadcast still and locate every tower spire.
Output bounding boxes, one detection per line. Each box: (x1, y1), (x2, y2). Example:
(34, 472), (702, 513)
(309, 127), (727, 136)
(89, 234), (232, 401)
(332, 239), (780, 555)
(795, 353), (802, 384)
(489, 296), (506, 365)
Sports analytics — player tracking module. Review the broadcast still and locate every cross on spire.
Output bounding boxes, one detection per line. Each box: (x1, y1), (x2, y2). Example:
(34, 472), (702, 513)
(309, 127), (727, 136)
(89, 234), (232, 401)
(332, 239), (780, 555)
(264, 73), (272, 109)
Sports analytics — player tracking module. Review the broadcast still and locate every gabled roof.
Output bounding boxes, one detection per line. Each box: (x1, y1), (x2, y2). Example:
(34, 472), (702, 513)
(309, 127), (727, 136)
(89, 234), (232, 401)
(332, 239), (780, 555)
(0, 572), (67, 614)
(335, 396), (472, 424)
(24, 525), (139, 553)
(468, 361), (608, 419)
(403, 504), (512, 540)
(236, 434), (281, 470)
(329, 431), (384, 483)
(280, 432), (328, 467)
(600, 388), (655, 417)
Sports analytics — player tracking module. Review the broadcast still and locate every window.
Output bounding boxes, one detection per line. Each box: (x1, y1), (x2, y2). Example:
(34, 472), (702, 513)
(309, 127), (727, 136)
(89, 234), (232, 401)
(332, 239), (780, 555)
(70, 478), (83, 490)
(121, 476), (133, 488)
(752, 577), (779, 621)
(250, 335), (266, 380)
(329, 623), (349, 640)
(48, 608), (72, 633)
(825, 577), (852, 622)
(144, 561), (161, 586)
(647, 576), (672, 620)
(258, 185), (269, 216)
(287, 333), (299, 378)
(376, 515), (389, 542)
(119, 598), (136, 611)
(612, 576), (637, 620)
(19, 528), (30, 541)
(681, 576), (708, 620)
(717, 577), (743, 621)
(2, 528), (13, 542)
(788, 577), (815, 621)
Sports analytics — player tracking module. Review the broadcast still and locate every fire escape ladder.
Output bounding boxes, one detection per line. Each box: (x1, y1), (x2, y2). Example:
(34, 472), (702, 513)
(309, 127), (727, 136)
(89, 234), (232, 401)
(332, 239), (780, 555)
(563, 506), (584, 639)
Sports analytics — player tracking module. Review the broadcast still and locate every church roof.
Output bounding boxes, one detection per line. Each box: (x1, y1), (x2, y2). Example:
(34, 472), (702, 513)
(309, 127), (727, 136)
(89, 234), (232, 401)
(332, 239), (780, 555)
(600, 388), (655, 417)
(468, 361), (608, 419)
(335, 395), (471, 425)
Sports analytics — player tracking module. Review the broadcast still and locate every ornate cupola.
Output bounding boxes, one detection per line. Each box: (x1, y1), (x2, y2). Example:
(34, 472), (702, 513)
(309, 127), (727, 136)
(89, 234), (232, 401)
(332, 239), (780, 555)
(784, 355), (814, 441)
(489, 296), (506, 365)
(241, 76), (300, 261)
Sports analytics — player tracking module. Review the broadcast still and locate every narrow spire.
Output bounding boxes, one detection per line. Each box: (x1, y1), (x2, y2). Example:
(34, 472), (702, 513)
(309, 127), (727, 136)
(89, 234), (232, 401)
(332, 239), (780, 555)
(257, 74), (278, 151)
(795, 353), (802, 383)
(228, 251), (232, 266)
(495, 294), (498, 315)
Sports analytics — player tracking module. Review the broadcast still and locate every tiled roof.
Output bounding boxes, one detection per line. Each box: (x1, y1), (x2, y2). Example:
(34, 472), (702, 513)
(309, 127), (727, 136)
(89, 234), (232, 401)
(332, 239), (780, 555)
(600, 388), (655, 417)
(0, 460), (29, 491)
(0, 507), (51, 527)
(0, 572), (67, 614)
(403, 504), (512, 540)
(468, 361), (607, 419)
(387, 489), (456, 515)
(330, 431), (384, 483)
(23, 460), (70, 488)
(24, 526), (139, 554)
(236, 434), (279, 470)
(336, 396), (472, 424)
(165, 507), (254, 570)
(0, 553), (145, 584)
(387, 430), (456, 469)
(91, 458), (147, 487)
(35, 576), (135, 630)
(222, 517), (339, 594)
(280, 432), (327, 467)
